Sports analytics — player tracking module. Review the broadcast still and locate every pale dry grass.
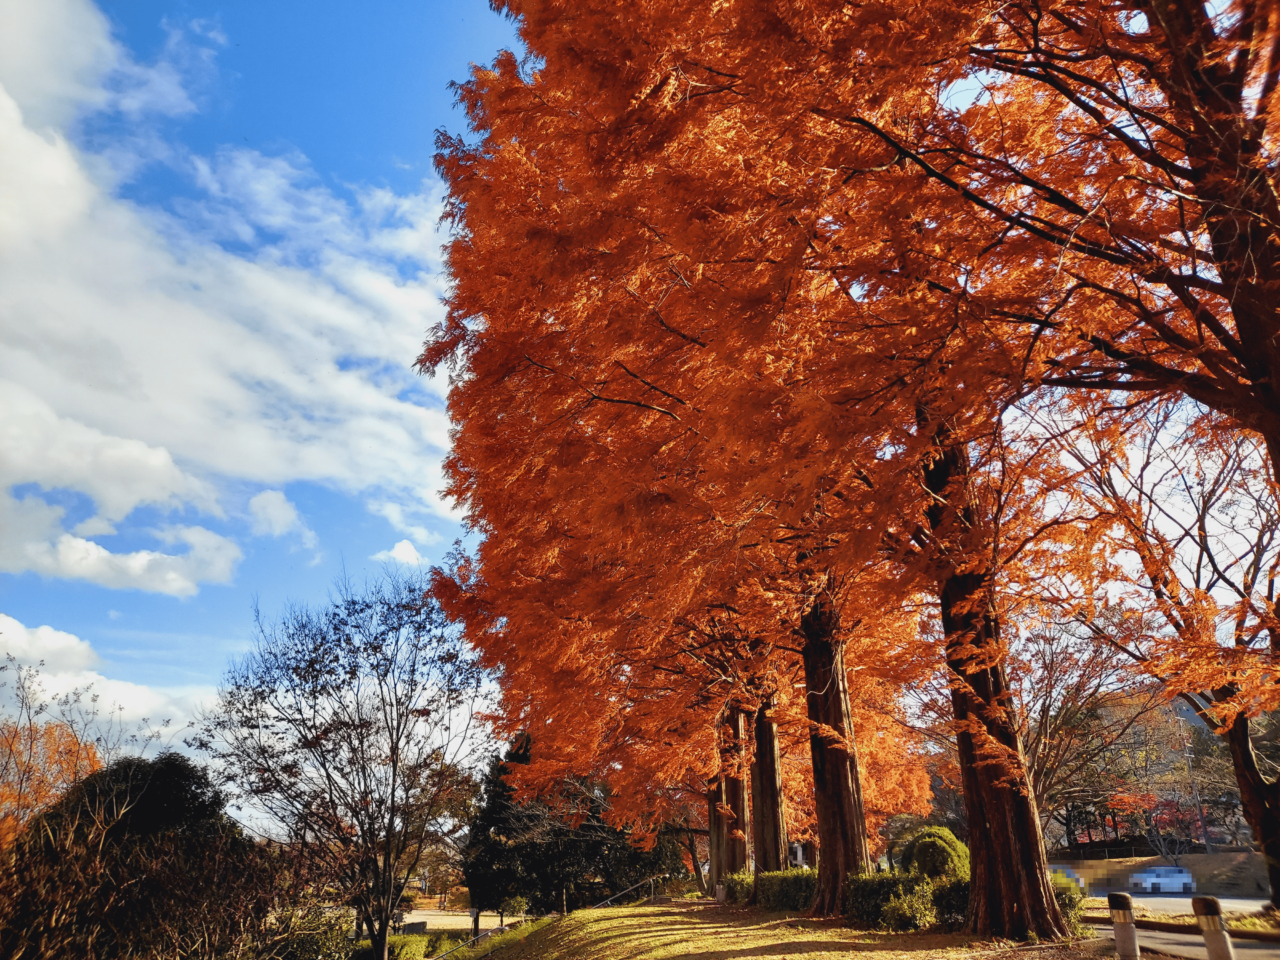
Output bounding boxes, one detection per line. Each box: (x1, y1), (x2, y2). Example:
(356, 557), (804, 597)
(1080, 896), (1279, 931)
(402, 908), (504, 935)
(488, 904), (1108, 960)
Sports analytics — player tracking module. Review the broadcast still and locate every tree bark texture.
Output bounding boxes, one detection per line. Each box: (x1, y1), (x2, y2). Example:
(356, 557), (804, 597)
(751, 698), (788, 875)
(723, 707), (750, 876)
(1223, 713), (1280, 906)
(801, 595), (871, 916)
(706, 782), (726, 891)
(684, 830), (709, 896)
(924, 437), (1067, 940)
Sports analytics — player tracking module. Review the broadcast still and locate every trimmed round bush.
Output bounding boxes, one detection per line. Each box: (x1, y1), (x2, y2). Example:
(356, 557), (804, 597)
(900, 827), (970, 879)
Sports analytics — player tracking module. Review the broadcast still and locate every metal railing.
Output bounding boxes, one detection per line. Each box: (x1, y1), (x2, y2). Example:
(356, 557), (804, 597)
(592, 874), (667, 909)
(429, 876), (668, 959)
(432, 925), (508, 960)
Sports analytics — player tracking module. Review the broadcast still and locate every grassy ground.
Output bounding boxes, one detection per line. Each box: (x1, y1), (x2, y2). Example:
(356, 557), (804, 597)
(351, 917), (553, 959)
(476, 904), (1106, 960)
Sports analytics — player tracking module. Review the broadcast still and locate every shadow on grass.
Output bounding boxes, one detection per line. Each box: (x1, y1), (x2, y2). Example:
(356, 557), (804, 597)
(491, 906), (986, 960)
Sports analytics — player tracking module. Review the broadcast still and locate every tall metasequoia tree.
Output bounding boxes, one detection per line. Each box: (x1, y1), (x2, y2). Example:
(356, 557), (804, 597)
(921, 426), (1065, 938)
(707, 708), (750, 890)
(722, 708), (750, 877)
(424, 0), (1109, 931)
(798, 589), (872, 914)
(751, 698), (787, 876)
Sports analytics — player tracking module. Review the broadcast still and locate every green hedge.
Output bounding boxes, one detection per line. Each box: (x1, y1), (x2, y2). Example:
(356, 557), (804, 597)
(755, 868), (818, 912)
(724, 867), (755, 904)
(843, 874), (931, 928)
(931, 877), (969, 930)
(844, 874), (1080, 935)
(900, 827), (970, 880)
(350, 933), (454, 960)
(882, 881), (937, 932)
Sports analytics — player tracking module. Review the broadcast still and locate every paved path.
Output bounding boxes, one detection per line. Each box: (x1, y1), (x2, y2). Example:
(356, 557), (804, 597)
(1092, 923), (1280, 959)
(400, 909), (505, 938)
(1132, 895), (1272, 915)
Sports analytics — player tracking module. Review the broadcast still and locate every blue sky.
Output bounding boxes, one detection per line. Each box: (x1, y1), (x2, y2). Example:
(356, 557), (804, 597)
(0, 0), (515, 726)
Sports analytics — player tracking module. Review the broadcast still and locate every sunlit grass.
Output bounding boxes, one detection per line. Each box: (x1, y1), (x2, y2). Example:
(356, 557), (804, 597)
(481, 905), (1103, 960)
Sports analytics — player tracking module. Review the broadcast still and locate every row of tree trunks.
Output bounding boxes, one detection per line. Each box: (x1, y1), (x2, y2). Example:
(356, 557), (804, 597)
(1223, 712), (1280, 908)
(923, 435), (1067, 940)
(801, 593), (872, 916)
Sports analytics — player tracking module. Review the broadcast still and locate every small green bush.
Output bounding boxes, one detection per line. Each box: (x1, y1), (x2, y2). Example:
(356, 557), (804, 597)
(882, 880), (938, 932)
(1053, 883), (1085, 937)
(755, 868), (818, 912)
(930, 877), (970, 931)
(279, 910), (356, 960)
(500, 895), (530, 918)
(846, 874), (972, 932)
(724, 867), (755, 904)
(446, 917), (553, 960)
(350, 933), (455, 960)
(843, 874), (930, 928)
(900, 827), (970, 879)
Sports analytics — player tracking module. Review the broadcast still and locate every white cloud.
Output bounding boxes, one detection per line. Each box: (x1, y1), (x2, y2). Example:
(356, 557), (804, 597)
(370, 539), (423, 565)
(0, 612), (99, 672)
(249, 490), (318, 550)
(0, 511), (241, 598)
(0, 1), (458, 596)
(368, 500), (445, 548)
(0, 0), (116, 128)
(0, 380), (235, 596)
(0, 612), (208, 730)
(0, 381), (216, 527)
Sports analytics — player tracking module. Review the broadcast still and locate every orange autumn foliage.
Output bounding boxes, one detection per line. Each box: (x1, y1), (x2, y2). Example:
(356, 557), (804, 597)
(0, 720), (100, 847)
(422, 0), (1280, 927)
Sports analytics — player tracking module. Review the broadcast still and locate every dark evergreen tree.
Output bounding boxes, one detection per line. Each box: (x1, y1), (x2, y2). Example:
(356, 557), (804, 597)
(463, 737), (686, 914)
(0, 752), (320, 960)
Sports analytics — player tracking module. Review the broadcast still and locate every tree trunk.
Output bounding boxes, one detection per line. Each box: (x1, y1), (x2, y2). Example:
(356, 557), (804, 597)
(1223, 712), (1280, 906)
(707, 781), (726, 891)
(751, 698), (788, 876)
(924, 435), (1067, 940)
(939, 568), (1067, 939)
(723, 707), (750, 876)
(801, 594), (871, 916)
(685, 829), (709, 896)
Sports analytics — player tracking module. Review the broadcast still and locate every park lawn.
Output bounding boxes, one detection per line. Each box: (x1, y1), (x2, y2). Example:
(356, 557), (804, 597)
(484, 904), (1105, 960)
